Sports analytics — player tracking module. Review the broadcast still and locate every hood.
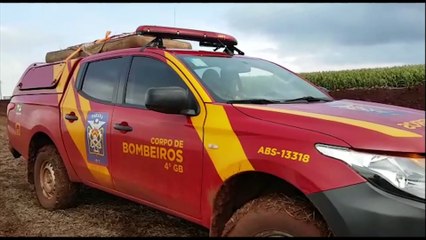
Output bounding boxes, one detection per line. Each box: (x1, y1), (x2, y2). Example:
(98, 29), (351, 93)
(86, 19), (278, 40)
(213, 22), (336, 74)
(234, 99), (425, 153)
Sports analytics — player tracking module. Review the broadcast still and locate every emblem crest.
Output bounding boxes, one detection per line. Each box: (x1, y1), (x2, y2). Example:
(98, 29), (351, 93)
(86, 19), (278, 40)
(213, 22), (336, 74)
(86, 112), (109, 165)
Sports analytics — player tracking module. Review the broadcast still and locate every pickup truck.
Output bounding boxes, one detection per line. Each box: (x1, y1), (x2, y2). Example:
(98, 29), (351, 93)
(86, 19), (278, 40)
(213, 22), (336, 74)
(6, 25), (425, 237)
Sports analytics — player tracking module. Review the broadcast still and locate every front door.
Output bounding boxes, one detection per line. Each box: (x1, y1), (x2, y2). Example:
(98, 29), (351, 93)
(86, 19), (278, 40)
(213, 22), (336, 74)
(110, 56), (204, 218)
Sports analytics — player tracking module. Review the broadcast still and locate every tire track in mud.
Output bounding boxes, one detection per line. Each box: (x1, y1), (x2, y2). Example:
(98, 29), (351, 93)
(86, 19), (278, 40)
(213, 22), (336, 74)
(0, 117), (208, 237)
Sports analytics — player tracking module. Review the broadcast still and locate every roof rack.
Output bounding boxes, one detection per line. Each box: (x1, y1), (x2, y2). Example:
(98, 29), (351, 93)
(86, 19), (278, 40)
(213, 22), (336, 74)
(45, 31), (192, 63)
(136, 25), (244, 55)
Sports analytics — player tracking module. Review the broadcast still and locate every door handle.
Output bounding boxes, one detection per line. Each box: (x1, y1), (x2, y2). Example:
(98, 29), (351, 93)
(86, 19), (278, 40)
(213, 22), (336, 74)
(114, 122), (133, 132)
(65, 112), (78, 122)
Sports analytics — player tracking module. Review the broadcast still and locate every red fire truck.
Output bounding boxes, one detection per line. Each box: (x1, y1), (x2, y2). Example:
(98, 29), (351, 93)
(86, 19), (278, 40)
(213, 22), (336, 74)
(7, 25), (425, 237)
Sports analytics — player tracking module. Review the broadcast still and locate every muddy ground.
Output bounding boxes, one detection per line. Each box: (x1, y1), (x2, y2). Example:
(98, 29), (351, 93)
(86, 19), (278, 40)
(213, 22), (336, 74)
(0, 117), (209, 237)
(0, 84), (424, 236)
(329, 83), (425, 110)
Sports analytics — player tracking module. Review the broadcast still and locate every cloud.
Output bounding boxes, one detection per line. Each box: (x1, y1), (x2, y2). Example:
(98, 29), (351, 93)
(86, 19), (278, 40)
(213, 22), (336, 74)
(224, 3), (425, 71)
(227, 3), (424, 46)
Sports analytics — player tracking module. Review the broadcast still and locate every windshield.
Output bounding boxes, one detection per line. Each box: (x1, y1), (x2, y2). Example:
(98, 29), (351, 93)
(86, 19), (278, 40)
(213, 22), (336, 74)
(178, 55), (332, 103)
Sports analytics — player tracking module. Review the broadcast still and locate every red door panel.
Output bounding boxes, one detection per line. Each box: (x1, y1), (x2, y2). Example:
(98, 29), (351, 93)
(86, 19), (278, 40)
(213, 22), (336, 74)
(110, 107), (203, 218)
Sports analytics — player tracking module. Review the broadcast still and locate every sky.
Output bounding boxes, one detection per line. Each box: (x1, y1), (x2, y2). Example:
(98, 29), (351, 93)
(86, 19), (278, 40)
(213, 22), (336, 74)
(0, 3), (425, 97)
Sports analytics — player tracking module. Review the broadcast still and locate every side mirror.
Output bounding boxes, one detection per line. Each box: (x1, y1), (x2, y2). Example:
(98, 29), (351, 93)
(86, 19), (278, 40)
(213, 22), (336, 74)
(145, 87), (196, 116)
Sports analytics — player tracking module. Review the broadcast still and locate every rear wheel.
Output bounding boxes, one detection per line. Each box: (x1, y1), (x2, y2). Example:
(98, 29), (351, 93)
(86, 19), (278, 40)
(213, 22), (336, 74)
(34, 145), (79, 210)
(222, 193), (332, 237)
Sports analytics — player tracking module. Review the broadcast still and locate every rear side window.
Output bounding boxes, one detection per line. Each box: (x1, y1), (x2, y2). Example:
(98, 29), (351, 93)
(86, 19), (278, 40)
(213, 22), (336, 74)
(18, 63), (59, 90)
(81, 58), (125, 102)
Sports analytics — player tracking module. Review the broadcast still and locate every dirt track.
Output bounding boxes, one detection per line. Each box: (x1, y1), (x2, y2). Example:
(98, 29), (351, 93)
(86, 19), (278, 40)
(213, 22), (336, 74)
(0, 117), (208, 237)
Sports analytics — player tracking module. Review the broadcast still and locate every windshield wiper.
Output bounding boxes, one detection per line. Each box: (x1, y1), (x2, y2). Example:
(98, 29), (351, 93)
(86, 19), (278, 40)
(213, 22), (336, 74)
(227, 99), (281, 104)
(283, 96), (332, 103)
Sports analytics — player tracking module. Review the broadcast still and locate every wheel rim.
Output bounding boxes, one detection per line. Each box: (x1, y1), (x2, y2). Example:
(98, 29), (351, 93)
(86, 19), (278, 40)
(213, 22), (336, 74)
(40, 161), (56, 199)
(255, 230), (293, 237)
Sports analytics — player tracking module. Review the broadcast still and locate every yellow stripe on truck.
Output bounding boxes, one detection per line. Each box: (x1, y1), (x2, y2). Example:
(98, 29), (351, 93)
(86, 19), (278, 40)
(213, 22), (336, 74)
(165, 53), (253, 181)
(55, 59), (80, 103)
(203, 104), (254, 181)
(165, 56), (208, 159)
(54, 62), (68, 103)
(76, 94), (113, 185)
(236, 105), (422, 138)
(164, 52), (212, 103)
(61, 81), (85, 156)
(61, 74), (113, 186)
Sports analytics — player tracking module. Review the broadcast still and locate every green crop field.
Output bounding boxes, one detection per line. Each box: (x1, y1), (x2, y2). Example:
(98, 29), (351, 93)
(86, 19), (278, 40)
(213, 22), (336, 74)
(298, 64), (425, 91)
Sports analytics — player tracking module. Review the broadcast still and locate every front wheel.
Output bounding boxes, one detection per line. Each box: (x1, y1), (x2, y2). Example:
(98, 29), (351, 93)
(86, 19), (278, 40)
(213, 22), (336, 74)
(34, 145), (79, 210)
(222, 193), (332, 237)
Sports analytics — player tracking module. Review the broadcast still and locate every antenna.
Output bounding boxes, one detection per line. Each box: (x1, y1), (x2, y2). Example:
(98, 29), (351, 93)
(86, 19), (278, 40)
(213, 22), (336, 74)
(174, 6), (176, 27)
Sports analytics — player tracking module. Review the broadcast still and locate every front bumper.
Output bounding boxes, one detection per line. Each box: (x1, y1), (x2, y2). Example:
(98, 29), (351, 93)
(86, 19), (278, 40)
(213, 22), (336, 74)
(308, 182), (425, 237)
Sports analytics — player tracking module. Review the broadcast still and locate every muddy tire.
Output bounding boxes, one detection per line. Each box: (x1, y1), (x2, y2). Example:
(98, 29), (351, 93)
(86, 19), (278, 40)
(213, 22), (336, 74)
(222, 193), (332, 237)
(34, 145), (79, 210)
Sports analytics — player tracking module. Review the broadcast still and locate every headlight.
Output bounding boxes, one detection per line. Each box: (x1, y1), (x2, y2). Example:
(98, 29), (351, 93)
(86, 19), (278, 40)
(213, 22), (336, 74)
(315, 144), (425, 200)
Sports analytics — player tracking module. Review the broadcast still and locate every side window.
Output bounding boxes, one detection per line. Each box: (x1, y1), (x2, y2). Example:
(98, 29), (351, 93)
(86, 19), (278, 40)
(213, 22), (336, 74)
(81, 58), (125, 102)
(125, 57), (197, 110)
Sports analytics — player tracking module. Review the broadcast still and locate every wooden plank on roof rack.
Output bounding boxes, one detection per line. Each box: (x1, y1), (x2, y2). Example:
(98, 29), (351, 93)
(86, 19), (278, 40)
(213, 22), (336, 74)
(45, 34), (192, 63)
